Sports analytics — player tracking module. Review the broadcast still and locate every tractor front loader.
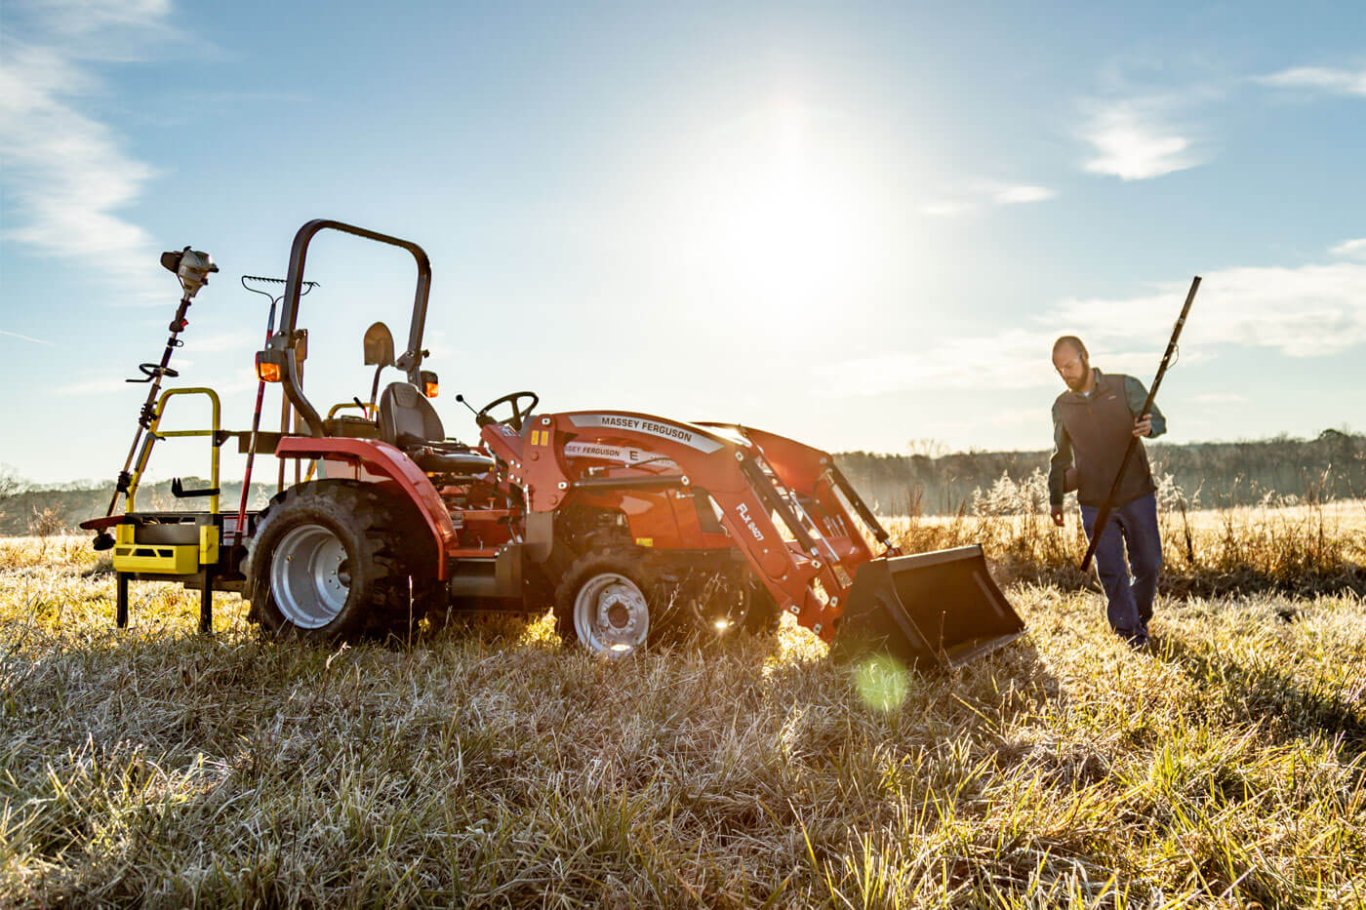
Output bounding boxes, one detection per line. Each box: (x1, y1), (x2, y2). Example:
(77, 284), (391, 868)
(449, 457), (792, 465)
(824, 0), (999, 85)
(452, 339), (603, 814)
(84, 218), (1024, 670)
(479, 413), (1023, 665)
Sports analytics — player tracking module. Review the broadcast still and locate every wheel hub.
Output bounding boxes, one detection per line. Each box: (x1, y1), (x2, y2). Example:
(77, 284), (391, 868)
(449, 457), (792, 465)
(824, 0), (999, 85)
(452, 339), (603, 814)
(270, 522), (350, 629)
(606, 601), (631, 629)
(574, 572), (649, 656)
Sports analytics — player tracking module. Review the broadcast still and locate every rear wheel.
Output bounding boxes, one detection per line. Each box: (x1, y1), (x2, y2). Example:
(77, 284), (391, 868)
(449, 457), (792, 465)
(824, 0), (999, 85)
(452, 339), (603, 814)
(244, 480), (413, 641)
(269, 523), (351, 627)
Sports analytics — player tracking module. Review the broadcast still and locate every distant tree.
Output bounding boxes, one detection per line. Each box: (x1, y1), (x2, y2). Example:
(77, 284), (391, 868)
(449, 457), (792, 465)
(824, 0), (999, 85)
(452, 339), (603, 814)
(906, 438), (948, 458)
(25, 504), (64, 557)
(0, 466), (22, 523)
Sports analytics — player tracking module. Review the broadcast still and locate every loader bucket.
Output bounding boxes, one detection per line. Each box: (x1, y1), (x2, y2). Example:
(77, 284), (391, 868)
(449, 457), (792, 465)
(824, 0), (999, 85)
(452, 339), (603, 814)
(831, 545), (1024, 669)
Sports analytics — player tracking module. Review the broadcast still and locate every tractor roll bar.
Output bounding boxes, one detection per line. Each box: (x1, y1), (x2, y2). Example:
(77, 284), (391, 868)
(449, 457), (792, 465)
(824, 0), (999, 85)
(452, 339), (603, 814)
(265, 219), (433, 437)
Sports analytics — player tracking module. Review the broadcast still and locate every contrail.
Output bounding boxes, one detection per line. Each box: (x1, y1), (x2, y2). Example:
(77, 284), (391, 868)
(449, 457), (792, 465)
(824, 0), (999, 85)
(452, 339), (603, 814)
(0, 329), (54, 346)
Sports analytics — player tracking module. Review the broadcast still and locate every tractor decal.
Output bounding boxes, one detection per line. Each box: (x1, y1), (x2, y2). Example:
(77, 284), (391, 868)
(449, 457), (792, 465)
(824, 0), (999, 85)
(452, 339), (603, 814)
(735, 502), (766, 542)
(568, 414), (725, 453)
(563, 442), (674, 466)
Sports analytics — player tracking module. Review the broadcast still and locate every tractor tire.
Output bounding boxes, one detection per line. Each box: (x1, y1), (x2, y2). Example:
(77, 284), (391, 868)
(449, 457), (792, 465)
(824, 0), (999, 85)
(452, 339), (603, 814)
(654, 567), (780, 645)
(553, 549), (673, 657)
(741, 580), (782, 636)
(243, 480), (413, 641)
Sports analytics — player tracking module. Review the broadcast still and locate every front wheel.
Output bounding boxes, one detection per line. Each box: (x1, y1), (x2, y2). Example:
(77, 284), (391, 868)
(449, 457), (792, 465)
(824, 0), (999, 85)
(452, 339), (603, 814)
(244, 481), (412, 641)
(655, 567), (781, 643)
(554, 550), (667, 657)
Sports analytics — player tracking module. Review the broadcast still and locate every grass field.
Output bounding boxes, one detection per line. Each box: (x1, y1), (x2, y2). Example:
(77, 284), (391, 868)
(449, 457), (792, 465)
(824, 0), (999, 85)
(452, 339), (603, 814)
(1, 507), (1363, 908)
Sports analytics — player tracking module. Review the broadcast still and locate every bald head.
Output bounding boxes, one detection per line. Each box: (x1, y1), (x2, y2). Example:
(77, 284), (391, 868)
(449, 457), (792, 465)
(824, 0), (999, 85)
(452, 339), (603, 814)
(1052, 335), (1092, 392)
(1052, 335), (1087, 359)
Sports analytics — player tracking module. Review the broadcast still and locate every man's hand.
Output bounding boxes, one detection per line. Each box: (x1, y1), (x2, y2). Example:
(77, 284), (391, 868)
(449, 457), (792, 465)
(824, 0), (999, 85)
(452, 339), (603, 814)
(1050, 505), (1065, 527)
(1133, 414), (1154, 437)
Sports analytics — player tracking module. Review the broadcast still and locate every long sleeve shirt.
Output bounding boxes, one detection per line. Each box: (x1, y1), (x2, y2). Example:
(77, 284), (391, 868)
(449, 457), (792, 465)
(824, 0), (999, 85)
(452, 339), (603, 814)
(1048, 369), (1166, 507)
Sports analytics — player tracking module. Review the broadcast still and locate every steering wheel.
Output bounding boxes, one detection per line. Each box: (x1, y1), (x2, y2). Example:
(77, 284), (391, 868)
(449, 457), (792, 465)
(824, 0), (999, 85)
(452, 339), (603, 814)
(477, 391), (539, 432)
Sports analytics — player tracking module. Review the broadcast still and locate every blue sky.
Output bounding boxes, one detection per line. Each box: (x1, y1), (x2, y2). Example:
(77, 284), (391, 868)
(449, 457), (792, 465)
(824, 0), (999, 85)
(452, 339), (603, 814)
(2, 0), (1364, 484)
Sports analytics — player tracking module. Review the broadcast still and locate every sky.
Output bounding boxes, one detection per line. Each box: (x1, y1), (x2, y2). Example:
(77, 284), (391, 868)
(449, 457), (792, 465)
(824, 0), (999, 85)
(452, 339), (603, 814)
(1, 0), (1364, 485)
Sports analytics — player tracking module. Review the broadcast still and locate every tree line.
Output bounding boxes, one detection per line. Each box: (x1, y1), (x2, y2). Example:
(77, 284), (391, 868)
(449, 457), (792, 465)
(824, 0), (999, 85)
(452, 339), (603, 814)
(2, 430), (1363, 533)
(834, 429), (1365, 516)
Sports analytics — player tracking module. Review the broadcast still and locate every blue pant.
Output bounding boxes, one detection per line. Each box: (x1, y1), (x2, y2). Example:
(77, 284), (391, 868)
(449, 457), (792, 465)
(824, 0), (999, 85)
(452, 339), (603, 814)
(1080, 493), (1162, 639)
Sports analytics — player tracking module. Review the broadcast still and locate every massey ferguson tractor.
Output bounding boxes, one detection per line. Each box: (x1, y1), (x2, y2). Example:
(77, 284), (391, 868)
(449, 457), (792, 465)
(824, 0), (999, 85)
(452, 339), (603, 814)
(82, 220), (1024, 668)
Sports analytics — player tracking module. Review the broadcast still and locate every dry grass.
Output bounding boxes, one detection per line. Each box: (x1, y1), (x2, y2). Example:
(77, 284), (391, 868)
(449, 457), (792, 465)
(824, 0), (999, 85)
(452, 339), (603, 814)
(1, 518), (1364, 908)
(886, 500), (1366, 598)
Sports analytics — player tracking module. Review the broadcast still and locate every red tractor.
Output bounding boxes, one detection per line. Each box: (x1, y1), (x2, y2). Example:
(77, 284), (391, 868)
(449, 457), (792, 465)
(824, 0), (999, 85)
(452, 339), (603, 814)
(84, 220), (1023, 668)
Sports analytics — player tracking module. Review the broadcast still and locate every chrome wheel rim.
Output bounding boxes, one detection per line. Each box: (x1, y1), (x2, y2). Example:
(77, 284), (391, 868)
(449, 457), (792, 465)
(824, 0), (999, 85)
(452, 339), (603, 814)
(574, 572), (649, 656)
(270, 523), (350, 629)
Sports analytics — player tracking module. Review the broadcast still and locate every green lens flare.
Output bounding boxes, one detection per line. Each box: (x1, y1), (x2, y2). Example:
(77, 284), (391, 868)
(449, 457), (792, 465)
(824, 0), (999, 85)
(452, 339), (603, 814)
(853, 655), (909, 712)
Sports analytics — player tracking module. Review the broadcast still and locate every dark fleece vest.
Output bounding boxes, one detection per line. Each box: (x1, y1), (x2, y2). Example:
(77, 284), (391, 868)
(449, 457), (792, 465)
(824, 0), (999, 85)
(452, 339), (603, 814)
(1054, 372), (1156, 507)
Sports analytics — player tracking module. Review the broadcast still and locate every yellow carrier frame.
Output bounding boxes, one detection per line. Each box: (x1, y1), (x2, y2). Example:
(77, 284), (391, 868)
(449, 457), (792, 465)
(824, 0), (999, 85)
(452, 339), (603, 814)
(111, 388), (225, 633)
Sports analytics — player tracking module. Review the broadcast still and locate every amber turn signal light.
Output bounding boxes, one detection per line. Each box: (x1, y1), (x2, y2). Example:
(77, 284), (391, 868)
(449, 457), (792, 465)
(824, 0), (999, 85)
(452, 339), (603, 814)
(255, 354), (282, 383)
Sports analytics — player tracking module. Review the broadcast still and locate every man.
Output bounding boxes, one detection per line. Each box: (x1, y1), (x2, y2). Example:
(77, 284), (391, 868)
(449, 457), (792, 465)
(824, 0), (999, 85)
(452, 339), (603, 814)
(1048, 335), (1165, 648)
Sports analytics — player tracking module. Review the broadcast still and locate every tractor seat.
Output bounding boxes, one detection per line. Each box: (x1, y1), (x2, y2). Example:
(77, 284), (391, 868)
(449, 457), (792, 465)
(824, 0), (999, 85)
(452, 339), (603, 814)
(378, 382), (496, 475)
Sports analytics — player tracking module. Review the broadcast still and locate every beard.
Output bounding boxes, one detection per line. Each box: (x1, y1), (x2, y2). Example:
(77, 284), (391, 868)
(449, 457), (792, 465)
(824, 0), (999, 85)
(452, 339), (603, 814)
(1065, 368), (1090, 392)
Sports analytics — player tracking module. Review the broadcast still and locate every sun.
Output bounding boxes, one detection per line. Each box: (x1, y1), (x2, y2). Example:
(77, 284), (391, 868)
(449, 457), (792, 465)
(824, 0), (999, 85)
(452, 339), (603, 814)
(662, 100), (883, 341)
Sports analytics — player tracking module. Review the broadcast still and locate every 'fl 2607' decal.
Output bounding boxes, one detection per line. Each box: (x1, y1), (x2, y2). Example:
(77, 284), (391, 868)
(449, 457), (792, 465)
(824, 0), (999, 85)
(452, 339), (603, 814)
(735, 502), (765, 542)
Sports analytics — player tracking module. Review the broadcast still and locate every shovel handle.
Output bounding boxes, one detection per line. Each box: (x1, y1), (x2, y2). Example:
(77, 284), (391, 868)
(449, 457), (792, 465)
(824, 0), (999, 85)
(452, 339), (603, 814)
(1079, 275), (1200, 573)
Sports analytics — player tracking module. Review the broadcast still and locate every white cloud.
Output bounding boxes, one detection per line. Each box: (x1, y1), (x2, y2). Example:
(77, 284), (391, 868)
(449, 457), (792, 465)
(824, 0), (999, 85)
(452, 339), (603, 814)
(181, 331), (258, 355)
(920, 182), (1055, 218)
(819, 260), (1366, 395)
(1256, 66), (1366, 97)
(1330, 238), (1366, 260)
(0, 7), (175, 302)
(54, 377), (135, 397)
(26, 0), (178, 58)
(992, 184), (1055, 205)
(989, 407), (1043, 428)
(1193, 393), (1246, 405)
(820, 328), (1056, 395)
(1080, 102), (1199, 180)
(40, 0), (172, 31)
(919, 200), (975, 218)
(1051, 264), (1366, 357)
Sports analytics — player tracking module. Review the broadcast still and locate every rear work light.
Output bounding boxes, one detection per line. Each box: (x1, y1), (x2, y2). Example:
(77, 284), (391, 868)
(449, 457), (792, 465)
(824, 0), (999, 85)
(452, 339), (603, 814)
(421, 370), (439, 398)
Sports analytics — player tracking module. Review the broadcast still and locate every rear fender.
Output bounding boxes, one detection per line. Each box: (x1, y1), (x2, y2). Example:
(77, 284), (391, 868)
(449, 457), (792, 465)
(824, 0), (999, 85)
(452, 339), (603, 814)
(275, 437), (455, 580)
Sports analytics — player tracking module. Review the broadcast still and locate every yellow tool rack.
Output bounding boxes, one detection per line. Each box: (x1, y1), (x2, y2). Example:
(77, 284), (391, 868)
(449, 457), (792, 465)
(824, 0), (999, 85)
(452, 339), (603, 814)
(111, 388), (229, 633)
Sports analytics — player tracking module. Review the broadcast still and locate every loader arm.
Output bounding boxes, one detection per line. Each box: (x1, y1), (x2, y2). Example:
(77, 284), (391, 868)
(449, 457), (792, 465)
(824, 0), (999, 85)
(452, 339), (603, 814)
(486, 410), (1025, 666)
(703, 423), (1025, 666)
(696, 423), (901, 559)
(494, 411), (876, 641)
